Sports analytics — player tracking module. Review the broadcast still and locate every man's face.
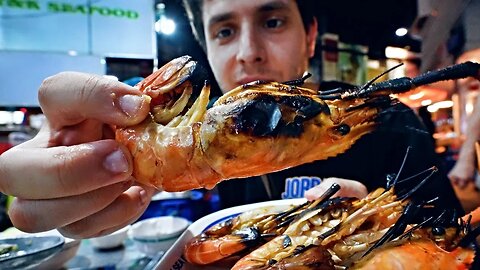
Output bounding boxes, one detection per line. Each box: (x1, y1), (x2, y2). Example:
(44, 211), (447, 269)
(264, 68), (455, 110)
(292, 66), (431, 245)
(202, 0), (317, 93)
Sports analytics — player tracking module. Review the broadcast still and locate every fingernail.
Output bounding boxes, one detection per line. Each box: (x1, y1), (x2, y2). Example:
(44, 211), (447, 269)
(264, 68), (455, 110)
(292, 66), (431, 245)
(103, 149), (129, 174)
(139, 189), (147, 206)
(118, 94), (144, 117)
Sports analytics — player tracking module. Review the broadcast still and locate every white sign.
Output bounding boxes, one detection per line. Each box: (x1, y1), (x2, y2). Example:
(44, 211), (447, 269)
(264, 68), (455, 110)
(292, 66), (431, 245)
(0, 51), (105, 107)
(0, 0), (156, 58)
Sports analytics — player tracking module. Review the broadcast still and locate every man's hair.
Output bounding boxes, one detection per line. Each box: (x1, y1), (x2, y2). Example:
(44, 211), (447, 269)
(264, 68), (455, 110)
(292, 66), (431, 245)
(182, 0), (316, 51)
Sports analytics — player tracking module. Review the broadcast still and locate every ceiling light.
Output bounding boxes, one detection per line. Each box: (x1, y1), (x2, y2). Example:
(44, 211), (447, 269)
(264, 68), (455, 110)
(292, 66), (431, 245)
(395, 28), (408, 36)
(156, 16), (176, 35)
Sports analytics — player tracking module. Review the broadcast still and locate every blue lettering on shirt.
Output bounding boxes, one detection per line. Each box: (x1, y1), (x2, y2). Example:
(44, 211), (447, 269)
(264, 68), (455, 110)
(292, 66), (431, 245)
(281, 176), (322, 199)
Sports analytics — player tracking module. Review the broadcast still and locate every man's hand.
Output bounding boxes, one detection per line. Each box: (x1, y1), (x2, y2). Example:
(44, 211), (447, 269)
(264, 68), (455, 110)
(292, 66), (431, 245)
(305, 177), (368, 200)
(0, 72), (156, 238)
(448, 158), (476, 189)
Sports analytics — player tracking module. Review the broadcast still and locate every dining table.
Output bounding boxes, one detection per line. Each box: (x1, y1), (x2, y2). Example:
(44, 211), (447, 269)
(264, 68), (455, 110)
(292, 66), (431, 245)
(65, 238), (163, 270)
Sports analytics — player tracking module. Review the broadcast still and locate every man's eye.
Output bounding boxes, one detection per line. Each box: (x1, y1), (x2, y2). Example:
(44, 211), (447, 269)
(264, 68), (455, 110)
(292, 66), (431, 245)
(215, 27), (234, 39)
(265, 18), (283, 29)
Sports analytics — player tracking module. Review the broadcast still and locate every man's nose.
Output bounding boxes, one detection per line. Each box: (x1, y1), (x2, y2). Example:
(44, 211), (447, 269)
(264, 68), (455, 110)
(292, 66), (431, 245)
(236, 27), (266, 64)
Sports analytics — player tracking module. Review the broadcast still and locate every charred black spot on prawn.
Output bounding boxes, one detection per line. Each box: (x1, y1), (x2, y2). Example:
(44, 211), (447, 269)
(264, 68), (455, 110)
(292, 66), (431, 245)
(233, 95), (327, 137)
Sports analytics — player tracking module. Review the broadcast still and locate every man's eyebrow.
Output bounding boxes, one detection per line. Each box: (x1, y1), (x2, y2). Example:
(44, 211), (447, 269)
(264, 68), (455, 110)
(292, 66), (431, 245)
(257, 1), (289, 13)
(207, 12), (234, 28)
(207, 1), (289, 27)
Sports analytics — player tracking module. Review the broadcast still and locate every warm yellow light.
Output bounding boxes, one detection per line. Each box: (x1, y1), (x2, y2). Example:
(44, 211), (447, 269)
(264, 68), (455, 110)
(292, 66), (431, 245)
(427, 105), (438, 113)
(367, 60), (380, 69)
(427, 100), (453, 112)
(434, 100), (454, 109)
(385, 46), (409, 59)
(409, 92), (425, 100)
(421, 99), (432, 106)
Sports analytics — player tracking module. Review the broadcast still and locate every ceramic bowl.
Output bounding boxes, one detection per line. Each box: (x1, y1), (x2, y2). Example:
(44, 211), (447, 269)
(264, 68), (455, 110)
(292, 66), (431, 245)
(0, 228), (80, 270)
(0, 236), (64, 270)
(89, 225), (130, 249)
(36, 239), (80, 270)
(128, 216), (190, 257)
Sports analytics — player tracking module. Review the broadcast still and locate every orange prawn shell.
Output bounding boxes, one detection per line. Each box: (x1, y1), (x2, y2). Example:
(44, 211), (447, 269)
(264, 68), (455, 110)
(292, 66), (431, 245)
(351, 240), (475, 270)
(116, 120), (222, 191)
(183, 234), (252, 265)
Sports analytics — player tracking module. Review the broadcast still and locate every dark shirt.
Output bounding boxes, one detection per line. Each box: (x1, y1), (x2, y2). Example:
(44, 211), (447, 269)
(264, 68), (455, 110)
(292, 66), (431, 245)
(216, 102), (464, 217)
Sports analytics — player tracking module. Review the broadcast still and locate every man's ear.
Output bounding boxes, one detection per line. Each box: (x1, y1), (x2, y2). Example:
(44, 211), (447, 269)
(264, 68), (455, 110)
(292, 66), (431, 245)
(307, 17), (318, 58)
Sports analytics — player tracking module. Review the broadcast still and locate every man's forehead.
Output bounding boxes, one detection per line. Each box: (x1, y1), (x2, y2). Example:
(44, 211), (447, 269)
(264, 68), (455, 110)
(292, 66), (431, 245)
(202, 0), (294, 24)
(457, 48), (480, 64)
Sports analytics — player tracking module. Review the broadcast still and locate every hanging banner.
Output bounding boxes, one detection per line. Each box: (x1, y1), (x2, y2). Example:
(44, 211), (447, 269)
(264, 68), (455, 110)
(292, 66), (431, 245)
(0, 0), (156, 58)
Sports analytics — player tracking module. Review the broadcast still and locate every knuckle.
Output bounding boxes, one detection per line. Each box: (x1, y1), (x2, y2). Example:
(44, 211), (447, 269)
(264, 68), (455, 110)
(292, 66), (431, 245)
(45, 147), (81, 195)
(79, 75), (117, 104)
(53, 157), (73, 194)
(49, 144), (97, 195)
(76, 74), (100, 104)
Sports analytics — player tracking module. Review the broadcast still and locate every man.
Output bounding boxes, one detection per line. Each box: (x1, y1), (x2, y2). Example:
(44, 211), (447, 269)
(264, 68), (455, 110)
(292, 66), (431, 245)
(0, 0), (463, 238)
(182, 0), (463, 211)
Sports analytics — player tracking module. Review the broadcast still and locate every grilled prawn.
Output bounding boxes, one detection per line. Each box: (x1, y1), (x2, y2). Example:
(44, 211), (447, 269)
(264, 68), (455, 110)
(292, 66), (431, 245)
(115, 55), (480, 191)
(205, 168), (478, 270)
(349, 217), (478, 270)
(350, 240), (475, 270)
(184, 184), (341, 265)
(230, 184), (411, 269)
(181, 160), (480, 269)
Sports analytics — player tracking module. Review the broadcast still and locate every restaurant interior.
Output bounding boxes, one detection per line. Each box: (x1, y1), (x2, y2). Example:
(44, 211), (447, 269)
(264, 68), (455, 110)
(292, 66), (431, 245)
(1, 0), (480, 269)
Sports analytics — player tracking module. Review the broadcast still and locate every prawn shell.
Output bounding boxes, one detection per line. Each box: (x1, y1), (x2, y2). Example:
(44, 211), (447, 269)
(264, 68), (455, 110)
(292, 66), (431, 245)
(184, 234), (251, 265)
(200, 91), (378, 181)
(351, 240), (475, 270)
(115, 119), (222, 191)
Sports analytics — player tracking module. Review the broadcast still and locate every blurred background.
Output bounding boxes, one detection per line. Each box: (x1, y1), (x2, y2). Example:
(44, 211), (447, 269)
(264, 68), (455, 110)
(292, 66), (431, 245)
(1, 0), (480, 222)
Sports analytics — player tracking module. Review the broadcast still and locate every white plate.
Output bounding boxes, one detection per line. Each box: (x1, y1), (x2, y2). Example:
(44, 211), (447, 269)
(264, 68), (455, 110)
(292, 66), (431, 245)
(155, 198), (306, 270)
